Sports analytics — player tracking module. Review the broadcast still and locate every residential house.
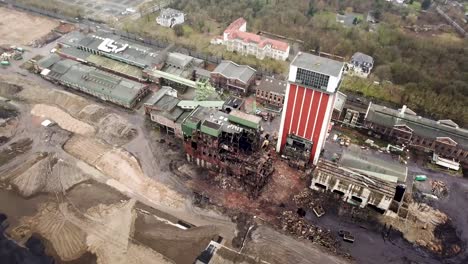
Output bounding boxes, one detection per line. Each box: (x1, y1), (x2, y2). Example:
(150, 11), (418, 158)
(346, 52), (374, 78)
(156, 8), (185, 28)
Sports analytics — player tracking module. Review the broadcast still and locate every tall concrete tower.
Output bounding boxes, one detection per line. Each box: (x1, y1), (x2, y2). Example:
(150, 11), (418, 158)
(277, 52), (344, 165)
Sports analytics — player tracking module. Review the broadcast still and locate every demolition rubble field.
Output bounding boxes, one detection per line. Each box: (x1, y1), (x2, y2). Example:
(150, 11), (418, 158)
(0, 73), (350, 264)
(1, 71), (467, 264)
(0, 74), (227, 264)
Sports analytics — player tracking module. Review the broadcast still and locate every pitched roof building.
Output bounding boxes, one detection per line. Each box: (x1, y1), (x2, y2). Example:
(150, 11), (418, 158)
(210, 61), (256, 94)
(156, 8), (185, 28)
(346, 52), (374, 78)
(365, 103), (468, 165)
(39, 57), (149, 108)
(255, 76), (287, 107)
(211, 18), (290, 61)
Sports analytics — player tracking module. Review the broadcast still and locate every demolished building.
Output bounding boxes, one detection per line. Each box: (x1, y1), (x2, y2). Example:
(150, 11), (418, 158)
(311, 145), (408, 214)
(181, 107), (273, 197)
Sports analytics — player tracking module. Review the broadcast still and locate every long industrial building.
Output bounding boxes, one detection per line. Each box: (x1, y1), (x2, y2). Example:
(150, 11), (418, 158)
(277, 52), (344, 166)
(181, 106), (273, 197)
(365, 103), (468, 166)
(37, 54), (149, 108)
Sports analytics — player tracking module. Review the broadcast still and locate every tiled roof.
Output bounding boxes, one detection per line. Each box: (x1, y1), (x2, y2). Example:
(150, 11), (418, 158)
(224, 17), (247, 33)
(229, 31), (289, 52)
(256, 76), (287, 94)
(223, 17), (289, 52)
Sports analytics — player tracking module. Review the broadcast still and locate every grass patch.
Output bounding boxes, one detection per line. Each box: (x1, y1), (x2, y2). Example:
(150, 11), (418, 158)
(409, 1), (422, 12)
(340, 76), (402, 104)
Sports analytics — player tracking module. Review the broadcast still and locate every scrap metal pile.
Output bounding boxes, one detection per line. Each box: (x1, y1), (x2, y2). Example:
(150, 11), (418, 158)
(431, 180), (448, 197)
(278, 211), (341, 252)
(215, 151), (274, 198)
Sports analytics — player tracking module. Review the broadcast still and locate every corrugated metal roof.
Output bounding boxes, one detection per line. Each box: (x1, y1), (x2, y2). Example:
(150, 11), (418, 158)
(47, 57), (145, 106)
(228, 110), (261, 129)
(340, 145), (407, 183)
(37, 54), (61, 69)
(212, 61), (256, 84)
(366, 103), (468, 148)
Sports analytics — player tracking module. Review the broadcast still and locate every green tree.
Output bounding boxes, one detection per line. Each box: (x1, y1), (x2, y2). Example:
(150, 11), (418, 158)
(421, 0), (432, 10)
(173, 25), (184, 37)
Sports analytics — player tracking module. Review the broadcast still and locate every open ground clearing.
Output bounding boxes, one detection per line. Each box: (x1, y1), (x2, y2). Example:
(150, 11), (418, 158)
(0, 7), (58, 46)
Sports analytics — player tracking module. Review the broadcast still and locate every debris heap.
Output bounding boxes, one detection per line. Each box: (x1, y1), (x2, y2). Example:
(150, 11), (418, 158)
(278, 211), (339, 252)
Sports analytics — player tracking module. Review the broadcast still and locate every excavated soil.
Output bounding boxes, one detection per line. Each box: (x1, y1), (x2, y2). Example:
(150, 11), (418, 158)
(31, 104), (96, 136)
(134, 212), (219, 264)
(1, 152), (90, 198)
(64, 136), (185, 209)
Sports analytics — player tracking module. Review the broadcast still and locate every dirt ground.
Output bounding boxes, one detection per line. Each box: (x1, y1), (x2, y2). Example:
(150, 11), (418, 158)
(0, 7), (59, 46)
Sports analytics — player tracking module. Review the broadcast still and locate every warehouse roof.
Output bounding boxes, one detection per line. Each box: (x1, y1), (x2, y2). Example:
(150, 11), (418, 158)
(182, 106), (260, 137)
(45, 58), (146, 106)
(366, 103), (468, 149)
(292, 52), (344, 77)
(212, 61), (256, 84)
(37, 54), (61, 69)
(228, 110), (261, 129)
(60, 31), (160, 68)
(166, 52), (202, 69)
(340, 145), (407, 183)
(150, 95), (186, 122)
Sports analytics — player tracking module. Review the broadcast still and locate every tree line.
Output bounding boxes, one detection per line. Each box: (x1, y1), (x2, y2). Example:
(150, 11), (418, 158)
(170, 0), (467, 126)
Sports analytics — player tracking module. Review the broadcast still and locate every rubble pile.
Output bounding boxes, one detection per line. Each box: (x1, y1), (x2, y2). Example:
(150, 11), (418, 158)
(431, 180), (448, 197)
(278, 211), (339, 252)
(293, 189), (316, 208)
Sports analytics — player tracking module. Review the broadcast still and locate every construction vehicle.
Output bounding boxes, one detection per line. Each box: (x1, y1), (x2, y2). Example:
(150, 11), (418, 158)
(339, 230), (355, 243)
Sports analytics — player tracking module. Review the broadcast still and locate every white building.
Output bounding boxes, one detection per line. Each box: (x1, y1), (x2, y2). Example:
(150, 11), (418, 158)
(345, 52), (374, 78)
(156, 8), (185, 28)
(211, 18), (290, 61)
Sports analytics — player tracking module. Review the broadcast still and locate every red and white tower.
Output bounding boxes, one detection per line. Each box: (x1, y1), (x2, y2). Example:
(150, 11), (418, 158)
(277, 52), (344, 165)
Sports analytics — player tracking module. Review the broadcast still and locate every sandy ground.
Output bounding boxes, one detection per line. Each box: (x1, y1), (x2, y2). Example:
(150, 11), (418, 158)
(31, 104), (96, 136)
(0, 7), (59, 46)
(245, 225), (348, 264)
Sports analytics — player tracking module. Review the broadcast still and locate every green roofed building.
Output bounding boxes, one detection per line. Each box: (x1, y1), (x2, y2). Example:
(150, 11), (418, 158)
(40, 56), (149, 108)
(181, 106), (273, 196)
(181, 106), (261, 139)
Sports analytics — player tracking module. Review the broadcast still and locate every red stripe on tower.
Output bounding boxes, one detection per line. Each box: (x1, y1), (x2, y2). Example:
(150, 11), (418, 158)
(310, 93), (329, 161)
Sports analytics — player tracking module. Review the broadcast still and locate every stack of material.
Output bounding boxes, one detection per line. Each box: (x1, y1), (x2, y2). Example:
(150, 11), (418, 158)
(431, 180), (448, 197)
(278, 211), (339, 251)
